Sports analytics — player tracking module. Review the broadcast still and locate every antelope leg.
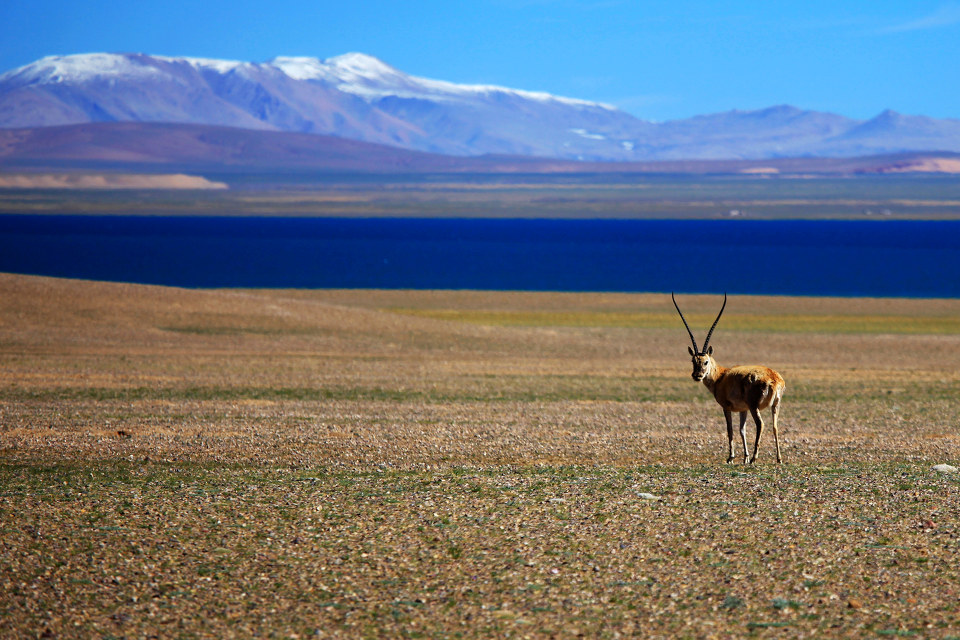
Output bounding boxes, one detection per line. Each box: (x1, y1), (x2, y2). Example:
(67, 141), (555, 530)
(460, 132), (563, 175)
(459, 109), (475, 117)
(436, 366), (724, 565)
(771, 399), (783, 464)
(724, 410), (734, 463)
(749, 407), (764, 464)
(739, 411), (749, 464)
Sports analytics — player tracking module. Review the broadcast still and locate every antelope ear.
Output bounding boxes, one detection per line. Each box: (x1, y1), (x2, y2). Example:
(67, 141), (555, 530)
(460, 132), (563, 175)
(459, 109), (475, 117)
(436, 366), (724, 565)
(687, 346), (695, 356)
(707, 346), (713, 355)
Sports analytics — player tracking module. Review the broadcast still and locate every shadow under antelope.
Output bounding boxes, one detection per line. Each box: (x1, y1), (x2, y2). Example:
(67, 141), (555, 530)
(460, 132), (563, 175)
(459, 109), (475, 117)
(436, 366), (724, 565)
(672, 293), (785, 464)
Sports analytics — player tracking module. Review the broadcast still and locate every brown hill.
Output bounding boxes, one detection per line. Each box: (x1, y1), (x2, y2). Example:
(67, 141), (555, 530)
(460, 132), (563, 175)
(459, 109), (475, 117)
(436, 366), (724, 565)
(1, 122), (959, 176)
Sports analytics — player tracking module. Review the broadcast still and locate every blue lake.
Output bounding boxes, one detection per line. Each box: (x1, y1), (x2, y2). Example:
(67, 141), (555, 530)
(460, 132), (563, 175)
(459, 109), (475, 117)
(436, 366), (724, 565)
(0, 215), (958, 297)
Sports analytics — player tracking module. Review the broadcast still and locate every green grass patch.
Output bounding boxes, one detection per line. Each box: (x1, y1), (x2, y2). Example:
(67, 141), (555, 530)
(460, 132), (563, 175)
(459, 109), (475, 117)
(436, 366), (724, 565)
(0, 375), (696, 404)
(771, 598), (803, 610)
(2, 373), (955, 407)
(389, 309), (960, 334)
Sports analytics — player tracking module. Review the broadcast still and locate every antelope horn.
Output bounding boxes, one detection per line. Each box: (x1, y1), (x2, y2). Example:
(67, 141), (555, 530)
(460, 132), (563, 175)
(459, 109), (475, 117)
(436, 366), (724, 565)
(702, 293), (727, 351)
(671, 292), (699, 353)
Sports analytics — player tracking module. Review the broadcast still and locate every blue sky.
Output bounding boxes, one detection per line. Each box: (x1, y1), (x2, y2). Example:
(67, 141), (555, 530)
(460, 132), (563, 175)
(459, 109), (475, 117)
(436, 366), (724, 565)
(2, 1), (959, 122)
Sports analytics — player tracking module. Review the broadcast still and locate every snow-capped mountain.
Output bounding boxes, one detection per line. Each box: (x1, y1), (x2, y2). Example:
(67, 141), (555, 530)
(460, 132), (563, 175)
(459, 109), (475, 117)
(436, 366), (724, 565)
(2, 52), (959, 160)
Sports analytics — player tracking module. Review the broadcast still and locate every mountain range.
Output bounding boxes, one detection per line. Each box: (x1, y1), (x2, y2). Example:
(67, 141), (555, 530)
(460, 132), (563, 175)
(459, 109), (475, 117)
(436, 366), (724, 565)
(5, 122), (959, 176)
(2, 52), (960, 162)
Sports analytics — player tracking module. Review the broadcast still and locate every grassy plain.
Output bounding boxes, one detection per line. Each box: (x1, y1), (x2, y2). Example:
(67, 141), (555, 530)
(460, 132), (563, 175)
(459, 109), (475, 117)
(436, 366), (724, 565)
(3, 173), (960, 219)
(1, 273), (959, 638)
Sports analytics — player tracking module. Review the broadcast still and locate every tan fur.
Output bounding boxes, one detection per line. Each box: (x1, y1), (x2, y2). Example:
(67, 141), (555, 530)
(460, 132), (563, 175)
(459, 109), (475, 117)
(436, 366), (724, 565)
(691, 354), (785, 464)
(707, 365), (784, 413)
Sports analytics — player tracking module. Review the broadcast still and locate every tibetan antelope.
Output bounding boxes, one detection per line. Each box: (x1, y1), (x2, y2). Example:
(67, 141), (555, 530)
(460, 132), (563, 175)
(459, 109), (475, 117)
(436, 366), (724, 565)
(672, 293), (785, 464)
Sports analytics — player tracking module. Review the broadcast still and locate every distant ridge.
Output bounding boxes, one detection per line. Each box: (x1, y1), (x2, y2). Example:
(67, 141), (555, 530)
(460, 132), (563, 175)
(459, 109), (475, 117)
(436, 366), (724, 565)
(2, 122), (959, 175)
(2, 53), (960, 161)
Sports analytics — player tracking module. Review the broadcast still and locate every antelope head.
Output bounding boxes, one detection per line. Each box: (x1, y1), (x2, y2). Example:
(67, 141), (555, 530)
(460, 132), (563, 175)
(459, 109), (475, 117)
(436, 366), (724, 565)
(672, 292), (727, 382)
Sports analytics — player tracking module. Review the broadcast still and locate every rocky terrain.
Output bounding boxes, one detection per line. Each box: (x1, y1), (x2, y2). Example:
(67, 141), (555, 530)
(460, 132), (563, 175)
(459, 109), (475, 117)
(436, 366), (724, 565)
(1, 274), (959, 637)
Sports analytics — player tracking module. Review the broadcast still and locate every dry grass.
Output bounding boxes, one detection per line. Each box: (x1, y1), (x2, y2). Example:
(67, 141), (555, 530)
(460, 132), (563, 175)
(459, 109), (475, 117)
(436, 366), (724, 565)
(1, 273), (959, 638)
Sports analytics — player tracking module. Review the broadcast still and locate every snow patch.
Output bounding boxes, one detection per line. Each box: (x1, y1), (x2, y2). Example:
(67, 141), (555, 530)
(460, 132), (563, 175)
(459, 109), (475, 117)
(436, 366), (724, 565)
(570, 128), (607, 140)
(158, 56), (249, 75)
(326, 52), (402, 80)
(270, 54), (613, 109)
(1, 53), (165, 84)
(268, 57), (329, 81)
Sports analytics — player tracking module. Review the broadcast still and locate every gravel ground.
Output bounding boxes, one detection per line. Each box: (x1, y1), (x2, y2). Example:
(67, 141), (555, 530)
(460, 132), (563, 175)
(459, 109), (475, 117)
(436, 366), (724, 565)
(1, 274), (959, 638)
